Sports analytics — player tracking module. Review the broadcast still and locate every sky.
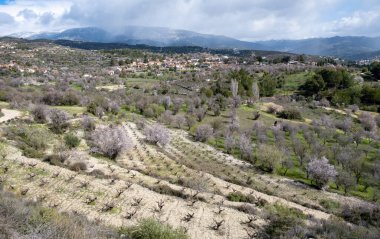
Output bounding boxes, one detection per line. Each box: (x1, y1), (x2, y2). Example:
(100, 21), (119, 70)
(0, 0), (380, 41)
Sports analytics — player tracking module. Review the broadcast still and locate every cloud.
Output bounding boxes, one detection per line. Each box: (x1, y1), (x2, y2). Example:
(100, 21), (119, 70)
(0, 0), (380, 40)
(0, 11), (14, 25)
(17, 8), (37, 19)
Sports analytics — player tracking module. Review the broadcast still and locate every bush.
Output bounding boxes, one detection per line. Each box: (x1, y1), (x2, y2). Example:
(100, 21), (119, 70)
(49, 109), (70, 134)
(0, 189), (118, 239)
(31, 104), (49, 123)
(277, 108), (302, 120)
(124, 219), (189, 239)
(81, 116), (96, 131)
(64, 133), (80, 148)
(260, 203), (306, 239)
(319, 199), (340, 212)
(69, 161), (88, 172)
(227, 192), (256, 203)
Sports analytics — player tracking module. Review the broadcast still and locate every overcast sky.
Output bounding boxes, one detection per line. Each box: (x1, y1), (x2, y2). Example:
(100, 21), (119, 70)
(0, 0), (380, 41)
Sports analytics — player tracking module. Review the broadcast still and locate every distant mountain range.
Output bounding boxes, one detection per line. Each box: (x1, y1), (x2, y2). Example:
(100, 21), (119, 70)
(9, 26), (380, 60)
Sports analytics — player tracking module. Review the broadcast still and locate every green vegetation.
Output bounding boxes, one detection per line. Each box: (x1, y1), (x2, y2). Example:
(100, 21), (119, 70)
(5, 125), (52, 158)
(123, 219), (189, 239)
(64, 133), (81, 148)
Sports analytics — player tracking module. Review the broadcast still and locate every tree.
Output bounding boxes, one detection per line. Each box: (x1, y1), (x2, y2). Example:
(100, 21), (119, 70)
(144, 124), (171, 147)
(252, 80), (260, 102)
(194, 124), (213, 142)
(224, 132), (235, 154)
(239, 134), (253, 160)
(299, 74), (326, 95)
(230, 79), (239, 98)
(90, 126), (132, 159)
(347, 156), (365, 183)
(172, 98), (184, 115)
(307, 156), (337, 189)
(174, 115), (186, 129)
(369, 61), (380, 79)
(335, 170), (356, 194)
(183, 114), (195, 130)
(359, 112), (377, 132)
(259, 73), (277, 97)
(193, 107), (206, 122)
(49, 109), (70, 134)
(257, 144), (285, 173)
(162, 96), (172, 110)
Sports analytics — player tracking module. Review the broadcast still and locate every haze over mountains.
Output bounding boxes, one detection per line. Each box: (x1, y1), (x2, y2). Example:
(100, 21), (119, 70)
(12, 26), (380, 60)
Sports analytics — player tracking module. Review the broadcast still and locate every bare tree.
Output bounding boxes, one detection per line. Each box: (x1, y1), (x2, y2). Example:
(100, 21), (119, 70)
(194, 124), (213, 142)
(239, 134), (253, 160)
(359, 112), (377, 132)
(174, 115), (186, 129)
(307, 156), (337, 189)
(224, 132), (235, 154)
(172, 97), (184, 115)
(185, 114), (196, 130)
(252, 80), (260, 102)
(143, 123), (171, 147)
(336, 117), (352, 133)
(90, 126), (133, 159)
(195, 107), (207, 122)
(162, 96), (172, 110)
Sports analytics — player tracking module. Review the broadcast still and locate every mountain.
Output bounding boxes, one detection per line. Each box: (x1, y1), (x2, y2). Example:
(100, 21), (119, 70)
(255, 36), (380, 59)
(13, 26), (380, 59)
(27, 26), (262, 50)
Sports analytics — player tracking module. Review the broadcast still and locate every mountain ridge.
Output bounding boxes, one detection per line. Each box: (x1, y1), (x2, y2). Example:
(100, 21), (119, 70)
(9, 26), (380, 60)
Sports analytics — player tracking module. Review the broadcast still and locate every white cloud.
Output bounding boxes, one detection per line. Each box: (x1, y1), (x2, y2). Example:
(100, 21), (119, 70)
(0, 0), (380, 40)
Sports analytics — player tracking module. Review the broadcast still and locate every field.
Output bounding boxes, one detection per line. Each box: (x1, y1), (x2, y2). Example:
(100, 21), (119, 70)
(0, 38), (379, 239)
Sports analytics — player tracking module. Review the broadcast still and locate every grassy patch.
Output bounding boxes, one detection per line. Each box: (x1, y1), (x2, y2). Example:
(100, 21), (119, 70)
(122, 218), (189, 239)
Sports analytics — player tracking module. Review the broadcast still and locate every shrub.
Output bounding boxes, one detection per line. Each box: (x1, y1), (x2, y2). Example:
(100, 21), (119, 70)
(0, 189), (117, 239)
(81, 116), (96, 131)
(64, 133), (80, 148)
(319, 199), (340, 212)
(124, 219), (189, 239)
(69, 161), (88, 172)
(31, 104), (49, 123)
(227, 192), (256, 203)
(261, 203), (306, 239)
(49, 109), (70, 134)
(5, 125), (51, 158)
(90, 126), (132, 159)
(277, 108), (302, 120)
